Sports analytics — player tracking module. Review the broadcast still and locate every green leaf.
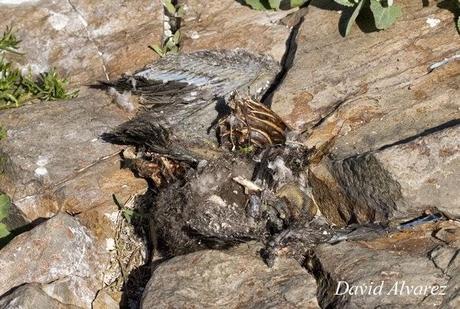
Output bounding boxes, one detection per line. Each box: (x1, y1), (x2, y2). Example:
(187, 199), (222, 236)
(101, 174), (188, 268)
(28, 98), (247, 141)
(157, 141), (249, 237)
(370, 0), (402, 30)
(269, 0), (281, 9)
(344, 0), (365, 36)
(290, 0), (309, 7)
(162, 0), (176, 15)
(164, 37), (177, 50)
(172, 30), (181, 45)
(0, 223), (9, 239)
(334, 0), (355, 7)
(245, 0), (269, 10)
(122, 208), (134, 224)
(0, 193), (11, 221)
(148, 44), (165, 57)
(176, 5), (185, 17)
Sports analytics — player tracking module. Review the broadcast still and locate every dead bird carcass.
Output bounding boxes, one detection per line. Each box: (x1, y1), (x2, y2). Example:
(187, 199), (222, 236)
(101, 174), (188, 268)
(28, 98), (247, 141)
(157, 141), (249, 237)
(101, 49), (330, 262)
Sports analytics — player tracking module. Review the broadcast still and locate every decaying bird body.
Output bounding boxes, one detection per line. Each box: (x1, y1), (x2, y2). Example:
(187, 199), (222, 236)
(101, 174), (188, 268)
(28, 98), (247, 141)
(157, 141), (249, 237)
(102, 49), (280, 164)
(101, 48), (338, 265)
(219, 95), (290, 150)
(105, 49), (279, 141)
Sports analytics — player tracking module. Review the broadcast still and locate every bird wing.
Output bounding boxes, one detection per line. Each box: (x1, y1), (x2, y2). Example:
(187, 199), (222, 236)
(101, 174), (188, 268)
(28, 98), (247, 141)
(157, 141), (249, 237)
(109, 49), (279, 108)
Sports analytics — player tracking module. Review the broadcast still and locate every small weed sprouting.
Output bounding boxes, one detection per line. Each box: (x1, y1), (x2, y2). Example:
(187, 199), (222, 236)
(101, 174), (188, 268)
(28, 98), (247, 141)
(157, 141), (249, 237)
(0, 26), (22, 55)
(33, 69), (79, 101)
(238, 145), (255, 156)
(149, 30), (181, 57)
(0, 27), (78, 109)
(150, 0), (183, 57)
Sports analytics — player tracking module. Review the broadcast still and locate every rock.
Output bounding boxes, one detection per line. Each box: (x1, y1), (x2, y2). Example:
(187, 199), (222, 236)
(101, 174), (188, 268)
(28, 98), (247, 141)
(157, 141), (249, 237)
(141, 242), (319, 308)
(0, 200), (30, 235)
(0, 213), (106, 308)
(0, 89), (146, 221)
(0, 283), (78, 309)
(310, 125), (459, 226)
(270, 1), (459, 153)
(181, 0), (298, 62)
(92, 290), (120, 309)
(432, 222), (460, 308)
(0, 0), (162, 85)
(308, 222), (451, 308)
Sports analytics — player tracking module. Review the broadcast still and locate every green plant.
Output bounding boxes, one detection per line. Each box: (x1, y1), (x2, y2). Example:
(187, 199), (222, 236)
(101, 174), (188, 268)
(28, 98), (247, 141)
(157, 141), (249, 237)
(0, 26), (22, 55)
(0, 193), (11, 239)
(150, 0), (183, 57)
(336, 0), (402, 35)
(163, 0), (185, 17)
(112, 194), (144, 224)
(32, 69), (79, 101)
(238, 145), (255, 155)
(149, 30), (181, 57)
(243, 0), (460, 36)
(0, 27), (78, 109)
(243, 0), (309, 10)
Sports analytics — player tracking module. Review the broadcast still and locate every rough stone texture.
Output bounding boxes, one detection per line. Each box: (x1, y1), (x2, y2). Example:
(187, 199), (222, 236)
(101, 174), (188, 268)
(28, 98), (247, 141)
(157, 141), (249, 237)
(310, 125), (459, 226)
(92, 290), (120, 309)
(372, 125), (459, 219)
(270, 1), (459, 156)
(0, 89), (146, 221)
(141, 242), (319, 308)
(181, 0), (296, 62)
(433, 222), (460, 308)
(0, 283), (79, 309)
(0, 0), (162, 85)
(309, 222), (452, 308)
(0, 213), (106, 308)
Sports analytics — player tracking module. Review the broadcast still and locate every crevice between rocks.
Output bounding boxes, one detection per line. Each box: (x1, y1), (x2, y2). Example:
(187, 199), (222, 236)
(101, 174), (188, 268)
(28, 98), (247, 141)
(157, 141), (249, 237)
(67, 0), (110, 81)
(376, 119), (460, 152)
(261, 9), (307, 106)
(304, 251), (349, 309)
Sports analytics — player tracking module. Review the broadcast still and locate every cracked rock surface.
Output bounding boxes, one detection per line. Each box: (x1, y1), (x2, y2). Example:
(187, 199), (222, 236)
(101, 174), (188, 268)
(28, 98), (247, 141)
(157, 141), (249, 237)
(142, 242), (319, 309)
(0, 0), (162, 85)
(0, 213), (106, 308)
(0, 88), (146, 221)
(307, 221), (460, 308)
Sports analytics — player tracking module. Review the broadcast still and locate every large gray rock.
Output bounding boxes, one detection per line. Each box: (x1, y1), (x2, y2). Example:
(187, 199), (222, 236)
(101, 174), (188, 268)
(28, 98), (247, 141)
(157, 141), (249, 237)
(431, 222), (460, 308)
(309, 125), (459, 226)
(271, 1), (459, 148)
(309, 222), (453, 308)
(0, 213), (106, 308)
(0, 283), (79, 309)
(0, 89), (146, 221)
(0, 0), (163, 85)
(263, 1), (459, 226)
(181, 0), (298, 63)
(141, 242), (319, 308)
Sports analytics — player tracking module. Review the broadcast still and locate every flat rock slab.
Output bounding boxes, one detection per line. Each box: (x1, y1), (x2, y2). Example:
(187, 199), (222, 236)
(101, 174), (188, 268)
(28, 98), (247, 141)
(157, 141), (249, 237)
(310, 125), (459, 226)
(0, 90), (146, 220)
(0, 283), (79, 309)
(270, 1), (459, 159)
(181, 0), (296, 62)
(0, 213), (106, 308)
(142, 242), (319, 308)
(310, 223), (452, 308)
(0, 0), (162, 85)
